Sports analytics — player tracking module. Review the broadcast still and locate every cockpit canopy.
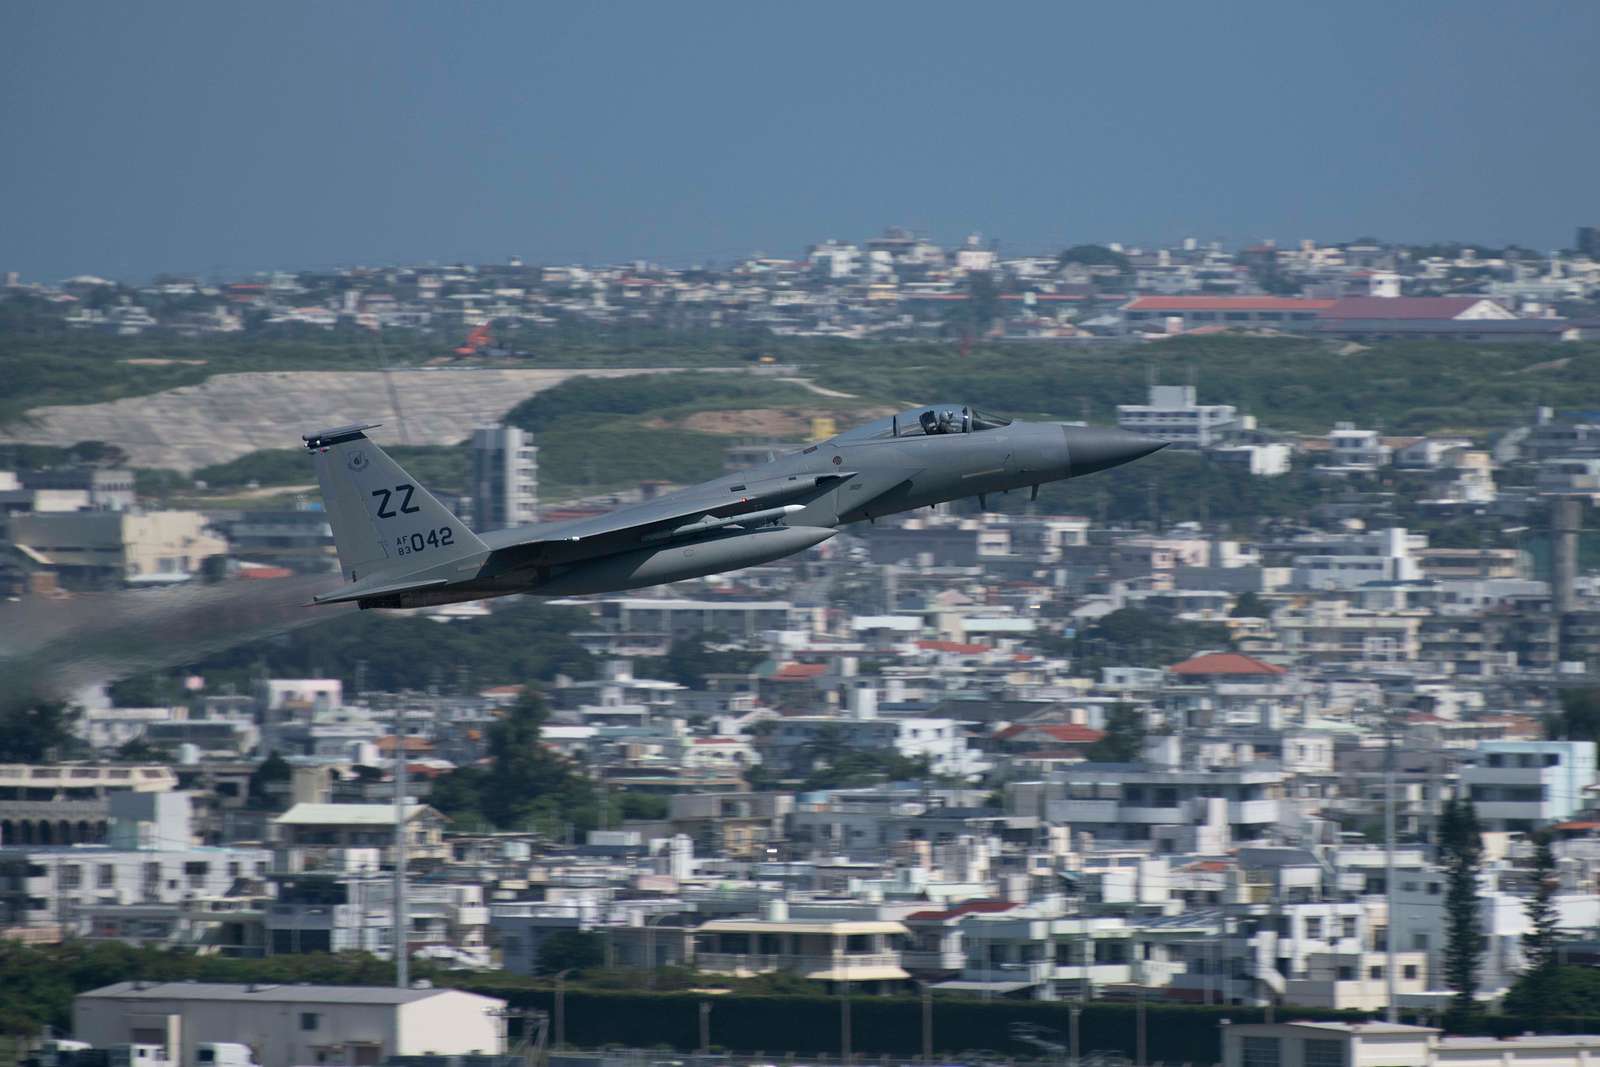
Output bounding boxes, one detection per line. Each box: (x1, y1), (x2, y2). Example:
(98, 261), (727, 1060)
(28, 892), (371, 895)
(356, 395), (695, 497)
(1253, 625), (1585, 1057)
(833, 404), (1013, 443)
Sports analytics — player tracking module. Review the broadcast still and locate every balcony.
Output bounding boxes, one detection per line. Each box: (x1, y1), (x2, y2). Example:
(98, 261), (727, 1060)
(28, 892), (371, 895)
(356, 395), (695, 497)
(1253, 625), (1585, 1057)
(1045, 800), (1119, 823)
(694, 952), (904, 979)
(1119, 806), (1185, 824)
(1229, 799), (1281, 823)
(902, 948), (965, 972)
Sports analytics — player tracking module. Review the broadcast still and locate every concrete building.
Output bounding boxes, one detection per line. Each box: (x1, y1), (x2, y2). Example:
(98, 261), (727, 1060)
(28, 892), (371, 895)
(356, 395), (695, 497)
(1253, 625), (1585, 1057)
(273, 804), (450, 870)
(1461, 740), (1598, 832)
(1009, 759), (1287, 845)
(267, 872), (489, 966)
(1116, 384), (1243, 449)
(0, 763), (177, 846)
(1222, 1020), (1600, 1067)
(469, 425), (538, 532)
(0, 792), (270, 947)
(1119, 296), (1334, 334)
(8, 510), (227, 587)
(74, 982), (505, 1067)
(692, 909), (910, 990)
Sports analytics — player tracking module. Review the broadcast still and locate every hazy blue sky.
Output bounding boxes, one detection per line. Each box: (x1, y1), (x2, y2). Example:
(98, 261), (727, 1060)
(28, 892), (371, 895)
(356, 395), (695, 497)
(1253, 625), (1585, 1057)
(3, 1), (1597, 282)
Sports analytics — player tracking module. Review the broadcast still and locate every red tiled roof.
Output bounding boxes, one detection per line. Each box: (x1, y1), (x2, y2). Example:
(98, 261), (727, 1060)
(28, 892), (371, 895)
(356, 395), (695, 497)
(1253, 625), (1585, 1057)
(1168, 652), (1287, 676)
(1321, 296), (1494, 320)
(916, 639), (992, 654)
(905, 899), (1020, 922)
(1552, 821), (1600, 833)
(995, 723), (1106, 744)
(1125, 296), (1336, 312)
(377, 735), (433, 753)
(771, 662), (828, 680)
(1185, 860), (1232, 872)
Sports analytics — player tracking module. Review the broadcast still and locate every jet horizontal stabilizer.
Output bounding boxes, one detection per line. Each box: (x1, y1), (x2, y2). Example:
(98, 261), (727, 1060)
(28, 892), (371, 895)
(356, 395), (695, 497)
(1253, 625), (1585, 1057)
(310, 576), (451, 606)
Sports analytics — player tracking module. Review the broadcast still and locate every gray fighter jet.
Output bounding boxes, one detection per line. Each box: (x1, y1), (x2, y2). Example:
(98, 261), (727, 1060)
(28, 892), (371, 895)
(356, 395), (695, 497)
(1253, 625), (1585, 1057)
(302, 404), (1164, 609)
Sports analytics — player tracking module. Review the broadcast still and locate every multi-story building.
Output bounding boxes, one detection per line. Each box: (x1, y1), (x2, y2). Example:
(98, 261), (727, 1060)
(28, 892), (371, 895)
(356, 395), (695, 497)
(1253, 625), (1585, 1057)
(1460, 740), (1598, 832)
(266, 871), (488, 966)
(0, 763), (178, 846)
(273, 803), (450, 871)
(469, 424), (538, 531)
(7, 509), (227, 588)
(1009, 759), (1288, 846)
(1116, 384), (1243, 449)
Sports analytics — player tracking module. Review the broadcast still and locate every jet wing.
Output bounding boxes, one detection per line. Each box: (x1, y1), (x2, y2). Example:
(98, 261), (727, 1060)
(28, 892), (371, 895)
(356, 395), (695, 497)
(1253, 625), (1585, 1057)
(483, 471), (850, 568)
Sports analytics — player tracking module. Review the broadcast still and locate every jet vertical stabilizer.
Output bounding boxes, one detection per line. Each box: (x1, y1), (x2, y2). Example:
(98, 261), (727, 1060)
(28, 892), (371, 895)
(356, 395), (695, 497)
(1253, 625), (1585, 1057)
(302, 424), (487, 588)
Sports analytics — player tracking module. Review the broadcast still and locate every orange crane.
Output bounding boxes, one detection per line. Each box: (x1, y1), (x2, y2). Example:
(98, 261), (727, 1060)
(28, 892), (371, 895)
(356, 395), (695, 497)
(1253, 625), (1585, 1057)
(454, 322), (493, 358)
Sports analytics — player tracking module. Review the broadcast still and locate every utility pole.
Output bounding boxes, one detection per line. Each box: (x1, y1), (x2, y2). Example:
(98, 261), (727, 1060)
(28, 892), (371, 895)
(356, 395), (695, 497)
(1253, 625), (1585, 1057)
(1135, 985), (1147, 1067)
(920, 984), (933, 1065)
(698, 1001), (712, 1055)
(1068, 1004), (1081, 1067)
(1385, 713), (1398, 1024)
(554, 970), (571, 1049)
(840, 985), (852, 1064)
(394, 723), (408, 989)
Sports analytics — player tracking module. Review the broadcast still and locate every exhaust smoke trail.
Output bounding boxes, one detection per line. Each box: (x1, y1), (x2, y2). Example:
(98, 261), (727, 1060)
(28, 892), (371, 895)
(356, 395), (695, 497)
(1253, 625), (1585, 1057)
(0, 576), (351, 711)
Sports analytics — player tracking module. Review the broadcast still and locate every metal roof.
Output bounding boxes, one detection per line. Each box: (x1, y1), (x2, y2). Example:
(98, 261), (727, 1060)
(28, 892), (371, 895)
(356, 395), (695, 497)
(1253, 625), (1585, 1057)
(275, 803), (435, 825)
(79, 981), (499, 1005)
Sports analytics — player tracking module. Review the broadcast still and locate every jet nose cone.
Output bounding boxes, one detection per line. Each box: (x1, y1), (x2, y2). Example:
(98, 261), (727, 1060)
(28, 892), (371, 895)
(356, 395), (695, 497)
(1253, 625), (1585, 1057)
(1061, 425), (1168, 478)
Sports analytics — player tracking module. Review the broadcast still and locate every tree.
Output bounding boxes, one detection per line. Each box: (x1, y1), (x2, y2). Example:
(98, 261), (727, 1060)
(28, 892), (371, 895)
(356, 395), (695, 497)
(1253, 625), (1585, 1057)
(0, 702), (80, 762)
(1230, 591), (1266, 618)
(537, 929), (606, 975)
(429, 688), (600, 835)
(1439, 797), (1486, 1022)
(1057, 244), (1132, 273)
(1084, 704), (1145, 763)
(248, 751), (291, 804)
(1523, 834), (1561, 973)
(1548, 688), (1600, 745)
(1514, 833), (1563, 1022)
(1503, 964), (1600, 1019)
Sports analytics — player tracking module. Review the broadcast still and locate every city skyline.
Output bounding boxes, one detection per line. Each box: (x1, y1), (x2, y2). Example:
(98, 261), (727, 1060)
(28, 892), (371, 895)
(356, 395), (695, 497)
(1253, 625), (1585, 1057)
(3, 1), (1597, 282)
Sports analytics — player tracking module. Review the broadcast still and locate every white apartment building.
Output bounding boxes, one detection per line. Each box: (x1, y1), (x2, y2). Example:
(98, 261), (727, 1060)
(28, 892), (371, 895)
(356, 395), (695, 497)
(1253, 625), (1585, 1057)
(1461, 740), (1598, 832)
(760, 713), (988, 779)
(0, 792), (270, 942)
(1274, 600), (1424, 666)
(1010, 762), (1287, 845)
(267, 872), (489, 966)
(1390, 869), (1600, 994)
(469, 424), (538, 531)
(1117, 384), (1242, 448)
(1291, 527), (1421, 591)
(1323, 422), (1391, 470)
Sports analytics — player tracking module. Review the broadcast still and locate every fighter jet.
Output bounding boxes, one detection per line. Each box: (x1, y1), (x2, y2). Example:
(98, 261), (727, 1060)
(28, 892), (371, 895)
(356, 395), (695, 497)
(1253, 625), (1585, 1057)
(302, 404), (1164, 610)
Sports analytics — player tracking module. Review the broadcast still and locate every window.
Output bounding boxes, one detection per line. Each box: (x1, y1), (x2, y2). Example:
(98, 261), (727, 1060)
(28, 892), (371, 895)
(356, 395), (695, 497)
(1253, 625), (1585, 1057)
(1369, 965), (1383, 980)
(1404, 964), (1419, 980)
(98, 865), (115, 888)
(300, 1013), (320, 1032)
(1427, 882), (1441, 895)
(1340, 917), (1357, 939)
(60, 865), (82, 889)
(1240, 1036), (1281, 1067)
(1305, 917), (1323, 939)
(1337, 965), (1356, 981)
(1302, 1039), (1345, 1067)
